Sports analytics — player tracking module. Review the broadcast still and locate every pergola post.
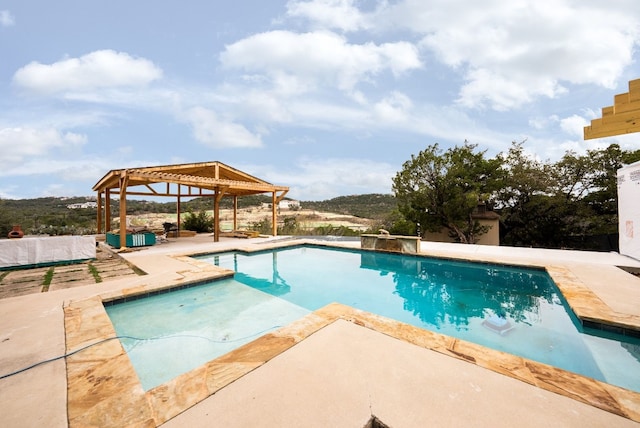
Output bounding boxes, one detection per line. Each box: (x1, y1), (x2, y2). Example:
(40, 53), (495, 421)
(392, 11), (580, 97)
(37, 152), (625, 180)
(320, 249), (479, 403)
(233, 195), (238, 231)
(96, 192), (103, 234)
(272, 190), (289, 236)
(213, 187), (228, 242)
(118, 171), (128, 249)
(272, 192), (277, 236)
(105, 189), (111, 232)
(176, 184), (181, 235)
(213, 191), (219, 242)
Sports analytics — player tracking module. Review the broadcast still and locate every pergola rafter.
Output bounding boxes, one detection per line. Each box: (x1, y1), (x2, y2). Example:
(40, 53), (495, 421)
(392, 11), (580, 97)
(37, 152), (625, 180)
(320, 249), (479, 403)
(92, 161), (289, 248)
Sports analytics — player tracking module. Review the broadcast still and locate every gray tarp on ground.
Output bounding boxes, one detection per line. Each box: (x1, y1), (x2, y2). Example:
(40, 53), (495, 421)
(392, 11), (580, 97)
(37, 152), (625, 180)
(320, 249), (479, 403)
(0, 236), (96, 269)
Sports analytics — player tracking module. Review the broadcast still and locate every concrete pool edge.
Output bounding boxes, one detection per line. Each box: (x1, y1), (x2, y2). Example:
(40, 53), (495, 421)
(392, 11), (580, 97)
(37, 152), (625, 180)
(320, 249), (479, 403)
(64, 276), (640, 426)
(546, 264), (640, 334)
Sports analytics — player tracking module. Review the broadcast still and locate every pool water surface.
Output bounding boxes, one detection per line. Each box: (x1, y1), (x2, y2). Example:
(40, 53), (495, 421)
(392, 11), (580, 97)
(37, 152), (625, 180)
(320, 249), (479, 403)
(105, 280), (309, 390)
(107, 245), (640, 392)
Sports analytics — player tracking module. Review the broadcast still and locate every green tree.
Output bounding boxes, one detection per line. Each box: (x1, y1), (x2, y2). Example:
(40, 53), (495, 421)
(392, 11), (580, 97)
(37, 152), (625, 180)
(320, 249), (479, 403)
(280, 216), (299, 234)
(392, 142), (500, 244)
(495, 141), (559, 246)
(582, 144), (640, 234)
(378, 209), (416, 236)
(497, 142), (640, 249)
(181, 209), (213, 233)
(0, 199), (12, 237)
(251, 217), (272, 234)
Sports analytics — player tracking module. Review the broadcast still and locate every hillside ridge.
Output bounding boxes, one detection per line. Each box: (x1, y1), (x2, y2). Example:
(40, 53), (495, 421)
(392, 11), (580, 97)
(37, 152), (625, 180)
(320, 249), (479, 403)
(0, 194), (397, 236)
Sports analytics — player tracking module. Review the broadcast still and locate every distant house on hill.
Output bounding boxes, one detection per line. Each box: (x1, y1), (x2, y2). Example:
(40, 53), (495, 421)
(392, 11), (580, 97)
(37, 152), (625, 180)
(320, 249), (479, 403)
(67, 202), (98, 210)
(260, 200), (301, 210)
(279, 199), (301, 210)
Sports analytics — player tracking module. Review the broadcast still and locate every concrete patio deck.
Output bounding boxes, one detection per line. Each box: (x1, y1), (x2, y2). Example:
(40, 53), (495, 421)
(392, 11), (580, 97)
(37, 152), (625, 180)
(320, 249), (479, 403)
(1, 234), (640, 427)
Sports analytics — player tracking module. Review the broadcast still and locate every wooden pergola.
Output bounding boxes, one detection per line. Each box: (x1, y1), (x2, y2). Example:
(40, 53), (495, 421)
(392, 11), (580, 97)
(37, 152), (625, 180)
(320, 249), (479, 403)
(92, 161), (289, 249)
(584, 78), (640, 140)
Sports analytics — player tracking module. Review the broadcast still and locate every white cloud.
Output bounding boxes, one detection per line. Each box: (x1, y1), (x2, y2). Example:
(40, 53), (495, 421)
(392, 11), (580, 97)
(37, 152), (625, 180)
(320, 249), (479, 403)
(529, 112), (605, 142)
(373, 91), (413, 124)
(182, 107), (263, 148)
(0, 127), (87, 172)
(3, 1), (639, 201)
(13, 50), (163, 95)
(0, 10), (15, 26)
(0, 185), (19, 199)
(559, 114), (589, 137)
(234, 89), (295, 122)
(0, 128), (87, 171)
(290, 157), (396, 199)
(243, 157), (396, 200)
(378, 0), (640, 110)
(285, 0), (371, 32)
(283, 135), (316, 145)
(220, 30), (421, 93)
(581, 108), (598, 121)
(0, 156), (114, 198)
(3, 158), (98, 179)
(529, 115), (559, 131)
(455, 69), (568, 111)
(288, 0), (640, 119)
(514, 130), (640, 164)
(214, 80), (509, 151)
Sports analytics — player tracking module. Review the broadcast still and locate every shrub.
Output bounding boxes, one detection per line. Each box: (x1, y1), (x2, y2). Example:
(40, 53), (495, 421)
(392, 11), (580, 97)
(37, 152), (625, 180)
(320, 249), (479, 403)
(250, 217), (272, 234)
(182, 210), (213, 233)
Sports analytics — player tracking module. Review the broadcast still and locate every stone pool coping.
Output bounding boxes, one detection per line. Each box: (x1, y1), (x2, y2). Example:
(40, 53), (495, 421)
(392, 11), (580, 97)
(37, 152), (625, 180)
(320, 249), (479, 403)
(63, 241), (640, 426)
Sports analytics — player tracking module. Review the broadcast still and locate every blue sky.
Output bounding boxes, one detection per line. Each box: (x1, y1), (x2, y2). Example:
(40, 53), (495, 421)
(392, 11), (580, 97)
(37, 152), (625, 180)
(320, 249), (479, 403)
(1, 1), (639, 201)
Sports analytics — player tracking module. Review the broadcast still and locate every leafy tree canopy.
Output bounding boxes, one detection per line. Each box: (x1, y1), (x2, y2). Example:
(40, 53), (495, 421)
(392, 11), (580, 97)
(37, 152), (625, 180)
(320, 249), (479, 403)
(393, 140), (640, 249)
(392, 142), (500, 244)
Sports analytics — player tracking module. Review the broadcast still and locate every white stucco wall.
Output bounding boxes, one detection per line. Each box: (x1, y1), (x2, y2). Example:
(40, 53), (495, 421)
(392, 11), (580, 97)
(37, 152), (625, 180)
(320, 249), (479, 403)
(618, 160), (640, 260)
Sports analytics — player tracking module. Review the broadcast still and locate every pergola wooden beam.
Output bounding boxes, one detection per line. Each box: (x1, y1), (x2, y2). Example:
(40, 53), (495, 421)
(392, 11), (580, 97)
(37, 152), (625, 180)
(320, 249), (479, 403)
(92, 161), (290, 249)
(129, 170), (287, 191)
(584, 78), (640, 140)
(272, 189), (289, 236)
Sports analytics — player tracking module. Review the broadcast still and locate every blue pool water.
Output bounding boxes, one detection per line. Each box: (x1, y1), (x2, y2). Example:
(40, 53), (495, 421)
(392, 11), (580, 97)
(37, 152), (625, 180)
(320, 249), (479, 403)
(105, 279), (310, 390)
(107, 245), (640, 392)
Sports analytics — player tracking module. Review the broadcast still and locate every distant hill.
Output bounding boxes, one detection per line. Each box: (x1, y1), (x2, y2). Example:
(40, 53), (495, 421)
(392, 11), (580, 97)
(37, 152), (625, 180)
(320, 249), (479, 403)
(0, 194), (398, 236)
(301, 194), (396, 219)
(0, 196), (100, 236)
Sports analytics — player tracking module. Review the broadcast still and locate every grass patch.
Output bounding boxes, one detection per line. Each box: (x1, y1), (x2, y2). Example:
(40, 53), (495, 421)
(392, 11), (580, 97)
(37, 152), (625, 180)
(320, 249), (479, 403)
(41, 268), (54, 292)
(88, 263), (102, 283)
(0, 271), (8, 284)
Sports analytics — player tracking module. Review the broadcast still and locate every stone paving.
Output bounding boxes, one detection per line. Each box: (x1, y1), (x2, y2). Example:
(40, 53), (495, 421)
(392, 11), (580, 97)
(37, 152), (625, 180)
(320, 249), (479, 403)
(0, 244), (142, 299)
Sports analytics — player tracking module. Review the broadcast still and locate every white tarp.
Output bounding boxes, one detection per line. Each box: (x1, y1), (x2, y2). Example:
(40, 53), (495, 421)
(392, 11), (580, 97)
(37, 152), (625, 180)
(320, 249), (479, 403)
(0, 235), (96, 269)
(618, 160), (640, 261)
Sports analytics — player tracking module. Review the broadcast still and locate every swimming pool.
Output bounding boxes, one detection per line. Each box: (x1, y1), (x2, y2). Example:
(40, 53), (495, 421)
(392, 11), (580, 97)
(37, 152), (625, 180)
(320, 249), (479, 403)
(107, 245), (640, 393)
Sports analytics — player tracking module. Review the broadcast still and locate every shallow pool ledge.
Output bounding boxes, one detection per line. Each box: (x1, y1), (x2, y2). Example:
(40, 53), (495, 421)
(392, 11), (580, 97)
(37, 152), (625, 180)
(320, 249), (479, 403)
(546, 265), (640, 335)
